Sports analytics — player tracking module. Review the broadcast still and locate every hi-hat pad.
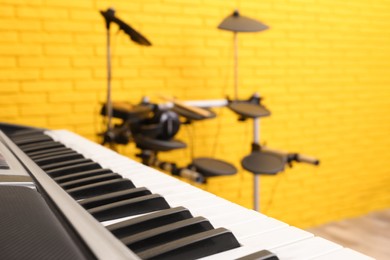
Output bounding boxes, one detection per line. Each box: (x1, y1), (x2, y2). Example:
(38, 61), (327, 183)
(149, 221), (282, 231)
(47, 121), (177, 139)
(218, 10), (269, 33)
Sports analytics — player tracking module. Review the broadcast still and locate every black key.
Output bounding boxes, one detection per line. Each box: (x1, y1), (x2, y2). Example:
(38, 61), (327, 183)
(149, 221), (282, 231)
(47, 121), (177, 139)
(108, 207), (192, 239)
(122, 217), (213, 253)
(34, 153), (85, 166)
(67, 178), (136, 200)
(20, 142), (65, 153)
(17, 140), (59, 149)
(236, 250), (279, 260)
(41, 158), (93, 171)
(10, 129), (44, 138)
(54, 168), (113, 184)
(27, 147), (74, 158)
(46, 162), (102, 178)
(80, 187), (152, 209)
(12, 135), (53, 146)
(60, 173), (122, 189)
(88, 194), (170, 222)
(137, 228), (240, 260)
(60, 173), (121, 190)
(30, 150), (79, 161)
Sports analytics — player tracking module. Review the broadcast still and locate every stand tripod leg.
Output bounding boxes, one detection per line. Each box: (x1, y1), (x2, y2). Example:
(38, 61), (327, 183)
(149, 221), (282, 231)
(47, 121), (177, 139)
(253, 117), (260, 212)
(106, 27), (113, 133)
(233, 32), (239, 100)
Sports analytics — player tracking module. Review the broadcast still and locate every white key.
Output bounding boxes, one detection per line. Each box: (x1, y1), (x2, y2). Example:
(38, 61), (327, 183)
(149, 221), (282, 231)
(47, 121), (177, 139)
(200, 246), (270, 260)
(243, 226), (313, 248)
(171, 195), (231, 210)
(312, 248), (375, 260)
(228, 217), (288, 240)
(145, 182), (197, 195)
(206, 209), (264, 228)
(272, 236), (342, 260)
(101, 215), (138, 227)
(202, 227), (312, 259)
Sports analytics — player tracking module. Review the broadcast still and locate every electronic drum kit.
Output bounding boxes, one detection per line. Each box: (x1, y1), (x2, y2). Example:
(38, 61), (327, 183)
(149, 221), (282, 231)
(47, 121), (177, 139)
(99, 9), (319, 211)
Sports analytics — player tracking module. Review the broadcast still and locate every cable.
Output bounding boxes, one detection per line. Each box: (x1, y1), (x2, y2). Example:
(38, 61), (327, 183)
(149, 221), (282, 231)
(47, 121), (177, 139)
(184, 124), (195, 160)
(262, 172), (285, 214)
(191, 124), (196, 159)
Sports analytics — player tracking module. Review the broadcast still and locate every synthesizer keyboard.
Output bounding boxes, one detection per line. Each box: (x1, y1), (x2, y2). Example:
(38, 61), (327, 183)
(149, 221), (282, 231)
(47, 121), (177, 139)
(0, 123), (374, 260)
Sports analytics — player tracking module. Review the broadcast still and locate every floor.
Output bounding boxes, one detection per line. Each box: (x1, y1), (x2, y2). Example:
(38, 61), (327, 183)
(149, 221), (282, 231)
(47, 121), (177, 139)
(307, 209), (390, 260)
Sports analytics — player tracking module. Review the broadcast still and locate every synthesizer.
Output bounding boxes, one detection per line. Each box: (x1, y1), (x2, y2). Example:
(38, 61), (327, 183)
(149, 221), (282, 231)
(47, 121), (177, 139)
(0, 123), (373, 260)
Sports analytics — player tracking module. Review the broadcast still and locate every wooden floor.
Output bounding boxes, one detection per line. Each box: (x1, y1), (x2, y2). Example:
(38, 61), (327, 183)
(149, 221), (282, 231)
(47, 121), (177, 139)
(307, 209), (390, 260)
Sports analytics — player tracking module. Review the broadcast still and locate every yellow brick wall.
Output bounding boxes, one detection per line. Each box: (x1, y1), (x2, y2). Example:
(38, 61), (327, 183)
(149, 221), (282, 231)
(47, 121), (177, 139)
(1, 0), (390, 228)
